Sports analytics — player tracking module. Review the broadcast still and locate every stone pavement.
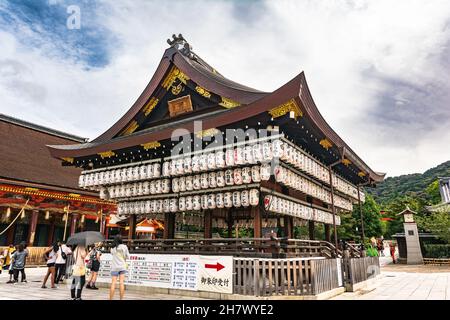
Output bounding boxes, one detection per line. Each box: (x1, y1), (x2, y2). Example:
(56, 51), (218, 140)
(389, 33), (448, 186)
(332, 255), (450, 300)
(0, 267), (206, 300)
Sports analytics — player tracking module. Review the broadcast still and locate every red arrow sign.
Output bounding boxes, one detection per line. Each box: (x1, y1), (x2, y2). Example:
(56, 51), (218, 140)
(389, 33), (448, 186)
(205, 263), (225, 271)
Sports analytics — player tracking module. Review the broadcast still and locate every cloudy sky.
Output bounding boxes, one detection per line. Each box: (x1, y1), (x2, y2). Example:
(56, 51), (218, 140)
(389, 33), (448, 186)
(0, 0), (449, 177)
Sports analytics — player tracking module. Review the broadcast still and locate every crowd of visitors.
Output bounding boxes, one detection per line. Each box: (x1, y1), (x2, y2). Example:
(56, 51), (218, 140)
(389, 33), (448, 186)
(0, 235), (128, 300)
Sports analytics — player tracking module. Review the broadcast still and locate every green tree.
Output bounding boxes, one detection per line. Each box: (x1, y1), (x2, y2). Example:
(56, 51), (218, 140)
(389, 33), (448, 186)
(417, 210), (450, 243)
(425, 180), (442, 205)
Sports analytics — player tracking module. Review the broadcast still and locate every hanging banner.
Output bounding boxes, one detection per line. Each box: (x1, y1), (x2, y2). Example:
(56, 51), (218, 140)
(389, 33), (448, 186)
(198, 255), (233, 294)
(96, 253), (233, 293)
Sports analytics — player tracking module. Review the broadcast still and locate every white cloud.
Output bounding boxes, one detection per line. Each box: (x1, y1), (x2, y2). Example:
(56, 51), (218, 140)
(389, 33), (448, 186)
(0, 0), (449, 177)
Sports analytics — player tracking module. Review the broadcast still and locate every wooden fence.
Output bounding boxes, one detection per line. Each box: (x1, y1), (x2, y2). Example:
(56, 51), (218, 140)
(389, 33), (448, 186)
(233, 257), (341, 296)
(342, 256), (380, 285)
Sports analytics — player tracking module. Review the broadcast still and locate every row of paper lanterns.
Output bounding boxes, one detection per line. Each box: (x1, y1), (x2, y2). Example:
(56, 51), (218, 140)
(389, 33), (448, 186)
(102, 166), (274, 200)
(273, 166), (353, 211)
(117, 189), (260, 215)
(79, 139), (360, 199)
(263, 195), (341, 225)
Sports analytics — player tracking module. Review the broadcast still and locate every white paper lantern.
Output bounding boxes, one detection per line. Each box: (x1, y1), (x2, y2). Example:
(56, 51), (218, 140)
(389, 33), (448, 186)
(185, 175), (193, 191)
(156, 200), (163, 213)
(98, 171), (105, 185)
(262, 142), (272, 161)
(145, 200), (152, 213)
(176, 158), (184, 175)
(183, 157), (192, 173)
(99, 187), (107, 199)
(274, 165), (285, 183)
(104, 171), (111, 184)
(193, 175), (201, 190)
(191, 155), (200, 172)
(216, 193), (224, 208)
(272, 140), (283, 158)
(143, 181), (150, 195)
(208, 172), (217, 188)
(224, 192), (233, 208)
(249, 189), (259, 206)
(137, 182), (144, 196)
(199, 154), (208, 171)
(170, 198), (178, 212)
(162, 161), (171, 177)
(185, 196), (193, 211)
(252, 143), (263, 163)
(241, 167), (252, 184)
(108, 186), (116, 198)
(201, 173), (209, 189)
(132, 166), (140, 180)
(153, 163), (161, 178)
(92, 172), (99, 186)
(201, 194), (208, 210)
(244, 146), (254, 164)
(225, 149), (235, 166)
(78, 174), (86, 188)
(251, 166), (261, 182)
(260, 164), (271, 181)
(162, 179), (171, 193)
(172, 178), (180, 193)
(179, 176), (186, 192)
(179, 197), (186, 211)
(207, 153), (216, 170)
(215, 150), (225, 168)
(232, 191), (241, 207)
(207, 194), (216, 209)
(216, 171), (225, 187)
(233, 168), (243, 185)
(120, 184), (127, 198)
(241, 190), (249, 207)
(193, 196), (201, 211)
(163, 199), (170, 213)
(170, 160), (177, 176)
(234, 147), (244, 165)
(154, 180), (162, 194)
(225, 169), (234, 186)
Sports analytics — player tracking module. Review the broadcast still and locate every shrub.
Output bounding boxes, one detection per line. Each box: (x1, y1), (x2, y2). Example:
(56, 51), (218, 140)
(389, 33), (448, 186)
(423, 244), (450, 258)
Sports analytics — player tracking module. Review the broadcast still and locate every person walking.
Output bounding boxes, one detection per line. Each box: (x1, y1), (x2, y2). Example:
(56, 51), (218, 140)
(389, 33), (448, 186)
(86, 242), (102, 290)
(19, 241), (29, 283)
(70, 245), (88, 300)
(55, 241), (72, 284)
(377, 238), (384, 257)
(109, 235), (129, 300)
(42, 243), (59, 288)
(5, 244), (16, 284)
(11, 243), (28, 283)
(389, 241), (397, 264)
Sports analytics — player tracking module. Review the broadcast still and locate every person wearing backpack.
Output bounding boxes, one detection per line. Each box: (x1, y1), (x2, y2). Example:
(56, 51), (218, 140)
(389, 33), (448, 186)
(86, 242), (102, 290)
(109, 235), (129, 300)
(55, 240), (72, 284)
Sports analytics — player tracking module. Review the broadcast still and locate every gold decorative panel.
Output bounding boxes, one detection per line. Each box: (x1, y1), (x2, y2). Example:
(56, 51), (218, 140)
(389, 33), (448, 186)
(162, 66), (190, 89)
(168, 95), (193, 117)
(219, 97), (240, 109)
(195, 128), (220, 138)
(120, 120), (139, 136)
(195, 86), (211, 99)
(142, 97), (159, 116)
(98, 151), (115, 159)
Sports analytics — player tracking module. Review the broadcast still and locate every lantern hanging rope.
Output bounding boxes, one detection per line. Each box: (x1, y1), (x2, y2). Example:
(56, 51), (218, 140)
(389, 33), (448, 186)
(0, 199), (30, 236)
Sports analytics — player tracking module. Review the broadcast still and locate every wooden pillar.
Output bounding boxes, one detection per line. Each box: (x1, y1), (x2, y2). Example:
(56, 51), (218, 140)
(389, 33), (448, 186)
(308, 221), (315, 240)
(27, 210), (39, 247)
(6, 223), (15, 245)
(128, 214), (136, 240)
(70, 214), (78, 236)
(204, 210), (212, 239)
(284, 216), (293, 239)
(324, 224), (331, 242)
(227, 210), (233, 238)
(47, 217), (55, 246)
(163, 213), (175, 239)
(328, 165), (339, 252)
(253, 206), (262, 238)
(357, 185), (366, 243)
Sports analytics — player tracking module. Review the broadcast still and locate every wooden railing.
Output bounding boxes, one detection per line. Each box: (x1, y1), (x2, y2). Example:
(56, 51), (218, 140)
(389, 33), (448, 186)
(233, 257), (341, 296)
(342, 256), (380, 285)
(101, 238), (342, 259)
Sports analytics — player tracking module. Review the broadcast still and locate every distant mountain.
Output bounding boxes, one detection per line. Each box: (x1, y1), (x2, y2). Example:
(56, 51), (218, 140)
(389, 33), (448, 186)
(368, 160), (450, 204)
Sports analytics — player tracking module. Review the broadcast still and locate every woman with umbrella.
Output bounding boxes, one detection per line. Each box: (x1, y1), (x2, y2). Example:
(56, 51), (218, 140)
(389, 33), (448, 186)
(66, 231), (104, 300)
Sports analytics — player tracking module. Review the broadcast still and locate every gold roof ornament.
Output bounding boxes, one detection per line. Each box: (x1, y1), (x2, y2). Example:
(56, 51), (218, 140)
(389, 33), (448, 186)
(62, 157), (74, 164)
(195, 86), (211, 98)
(219, 96), (240, 109)
(195, 128), (220, 138)
(98, 151), (115, 159)
(162, 66), (190, 90)
(342, 158), (352, 166)
(319, 138), (333, 150)
(268, 99), (302, 119)
(142, 97), (159, 116)
(358, 171), (367, 177)
(141, 141), (161, 150)
(120, 120), (139, 136)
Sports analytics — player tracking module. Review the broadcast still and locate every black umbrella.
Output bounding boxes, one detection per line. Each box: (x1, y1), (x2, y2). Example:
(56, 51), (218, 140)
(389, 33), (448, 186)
(66, 231), (105, 247)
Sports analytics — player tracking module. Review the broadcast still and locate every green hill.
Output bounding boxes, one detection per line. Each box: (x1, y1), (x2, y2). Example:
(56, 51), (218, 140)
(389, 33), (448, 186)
(368, 160), (450, 204)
